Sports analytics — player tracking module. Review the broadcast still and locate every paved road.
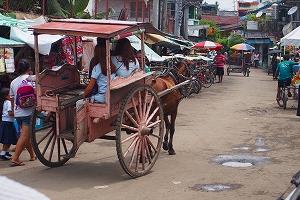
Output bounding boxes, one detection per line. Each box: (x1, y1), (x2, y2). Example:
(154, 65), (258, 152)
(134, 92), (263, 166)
(1, 69), (300, 200)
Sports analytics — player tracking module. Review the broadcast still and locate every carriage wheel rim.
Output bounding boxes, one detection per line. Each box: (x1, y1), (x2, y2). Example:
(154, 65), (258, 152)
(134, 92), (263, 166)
(116, 86), (164, 177)
(31, 111), (75, 167)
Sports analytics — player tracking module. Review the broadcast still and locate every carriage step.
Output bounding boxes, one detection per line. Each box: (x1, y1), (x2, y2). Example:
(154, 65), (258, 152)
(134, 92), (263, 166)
(58, 131), (75, 140)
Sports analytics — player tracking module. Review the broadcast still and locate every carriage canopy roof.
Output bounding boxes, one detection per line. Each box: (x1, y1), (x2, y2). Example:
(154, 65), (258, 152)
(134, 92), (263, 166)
(32, 19), (163, 39)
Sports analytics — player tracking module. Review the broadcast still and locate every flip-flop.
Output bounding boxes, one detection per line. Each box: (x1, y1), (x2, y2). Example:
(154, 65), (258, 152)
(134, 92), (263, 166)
(10, 161), (25, 167)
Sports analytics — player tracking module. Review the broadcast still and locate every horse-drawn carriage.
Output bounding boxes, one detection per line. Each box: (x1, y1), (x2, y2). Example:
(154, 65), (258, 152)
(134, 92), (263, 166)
(30, 20), (189, 178)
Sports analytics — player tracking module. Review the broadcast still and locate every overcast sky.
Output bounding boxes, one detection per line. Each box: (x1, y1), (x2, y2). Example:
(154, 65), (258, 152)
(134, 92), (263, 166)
(203, 0), (236, 11)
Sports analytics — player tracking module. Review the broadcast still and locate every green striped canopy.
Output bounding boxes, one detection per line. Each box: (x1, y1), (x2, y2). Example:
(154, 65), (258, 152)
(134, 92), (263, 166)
(0, 37), (25, 48)
(0, 13), (28, 31)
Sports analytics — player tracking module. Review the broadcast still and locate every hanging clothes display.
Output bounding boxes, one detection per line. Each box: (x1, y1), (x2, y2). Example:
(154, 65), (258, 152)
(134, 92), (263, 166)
(0, 48), (15, 73)
(61, 36), (83, 65)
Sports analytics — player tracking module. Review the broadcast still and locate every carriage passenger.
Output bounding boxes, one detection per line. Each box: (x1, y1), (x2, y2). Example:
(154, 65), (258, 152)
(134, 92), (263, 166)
(84, 40), (116, 103)
(112, 38), (139, 77)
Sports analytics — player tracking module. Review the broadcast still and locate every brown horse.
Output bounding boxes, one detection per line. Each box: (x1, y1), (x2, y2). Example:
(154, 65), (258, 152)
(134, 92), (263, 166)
(151, 61), (189, 155)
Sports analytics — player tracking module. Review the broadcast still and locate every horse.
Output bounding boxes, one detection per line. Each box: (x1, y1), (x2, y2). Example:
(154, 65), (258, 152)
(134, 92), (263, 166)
(151, 61), (189, 155)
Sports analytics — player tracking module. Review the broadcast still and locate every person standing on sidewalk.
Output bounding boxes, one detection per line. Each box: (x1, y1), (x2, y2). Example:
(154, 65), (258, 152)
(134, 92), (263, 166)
(213, 51), (226, 83)
(0, 88), (17, 160)
(10, 59), (36, 167)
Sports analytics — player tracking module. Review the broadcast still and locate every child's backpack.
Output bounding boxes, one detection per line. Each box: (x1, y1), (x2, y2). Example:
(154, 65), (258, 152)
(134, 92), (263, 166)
(16, 81), (36, 109)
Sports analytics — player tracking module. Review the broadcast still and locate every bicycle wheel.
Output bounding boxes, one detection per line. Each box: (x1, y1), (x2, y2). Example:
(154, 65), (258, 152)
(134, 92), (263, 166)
(192, 79), (202, 94)
(277, 88), (284, 107)
(202, 74), (213, 88)
(283, 92), (288, 109)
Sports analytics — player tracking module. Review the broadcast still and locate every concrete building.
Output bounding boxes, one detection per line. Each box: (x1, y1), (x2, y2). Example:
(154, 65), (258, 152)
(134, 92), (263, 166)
(237, 0), (259, 16)
(202, 2), (218, 15)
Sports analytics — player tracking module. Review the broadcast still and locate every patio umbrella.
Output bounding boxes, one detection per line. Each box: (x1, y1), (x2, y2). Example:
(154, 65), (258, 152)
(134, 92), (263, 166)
(192, 41), (223, 50)
(231, 43), (255, 51)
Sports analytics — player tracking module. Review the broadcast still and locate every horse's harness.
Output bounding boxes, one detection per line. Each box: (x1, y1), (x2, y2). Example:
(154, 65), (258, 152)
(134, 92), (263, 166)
(154, 62), (190, 96)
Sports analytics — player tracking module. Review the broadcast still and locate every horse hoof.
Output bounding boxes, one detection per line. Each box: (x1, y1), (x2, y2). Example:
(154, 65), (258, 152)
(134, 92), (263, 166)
(163, 142), (169, 151)
(168, 149), (176, 155)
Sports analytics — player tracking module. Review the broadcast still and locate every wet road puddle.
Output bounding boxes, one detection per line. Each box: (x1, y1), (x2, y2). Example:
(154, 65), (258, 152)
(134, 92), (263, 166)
(222, 161), (253, 167)
(254, 136), (271, 152)
(232, 146), (251, 151)
(191, 183), (242, 192)
(255, 147), (271, 152)
(213, 154), (270, 168)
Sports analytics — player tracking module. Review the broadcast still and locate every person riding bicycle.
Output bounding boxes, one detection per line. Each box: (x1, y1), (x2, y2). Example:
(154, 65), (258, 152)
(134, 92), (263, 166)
(276, 54), (297, 101)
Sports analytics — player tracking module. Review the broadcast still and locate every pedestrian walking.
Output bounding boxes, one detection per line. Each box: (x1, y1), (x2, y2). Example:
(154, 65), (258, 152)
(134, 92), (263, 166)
(10, 59), (36, 167)
(0, 88), (17, 160)
(213, 51), (226, 83)
(253, 51), (260, 68)
(271, 54), (278, 80)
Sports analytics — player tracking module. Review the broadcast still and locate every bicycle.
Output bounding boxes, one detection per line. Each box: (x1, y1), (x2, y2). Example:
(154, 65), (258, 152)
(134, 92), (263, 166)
(277, 82), (289, 109)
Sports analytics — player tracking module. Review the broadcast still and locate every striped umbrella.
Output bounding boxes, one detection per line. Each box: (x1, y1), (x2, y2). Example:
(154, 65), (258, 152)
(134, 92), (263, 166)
(193, 41), (223, 50)
(231, 43), (255, 51)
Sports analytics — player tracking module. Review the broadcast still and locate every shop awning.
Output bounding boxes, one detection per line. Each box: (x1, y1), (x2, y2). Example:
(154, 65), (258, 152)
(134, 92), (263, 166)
(144, 33), (188, 50)
(241, 0), (283, 19)
(0, 37), (25, 48)
(246, 38), (273, 45)
(281, 26), (300, 46)
(127, 35), (165, 62)
(0, 14), (28, 31)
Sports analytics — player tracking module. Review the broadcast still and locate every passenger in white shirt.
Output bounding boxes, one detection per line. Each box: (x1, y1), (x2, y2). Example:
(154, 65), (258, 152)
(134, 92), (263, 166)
(111, 38), (139, 77)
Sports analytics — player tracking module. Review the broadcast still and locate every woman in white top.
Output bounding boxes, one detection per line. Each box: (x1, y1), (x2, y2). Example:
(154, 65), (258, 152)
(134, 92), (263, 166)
(9, 59), (35, 166)
(111, 38), (139, 77)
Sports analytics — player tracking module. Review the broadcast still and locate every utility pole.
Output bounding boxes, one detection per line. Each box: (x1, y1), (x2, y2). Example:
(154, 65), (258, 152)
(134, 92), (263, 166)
(161, 0), (168, 32)
(174, 0), (183, 36)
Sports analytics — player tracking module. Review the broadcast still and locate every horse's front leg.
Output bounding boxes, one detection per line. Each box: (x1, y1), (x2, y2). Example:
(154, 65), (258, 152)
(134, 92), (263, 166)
(163, 115), (170, 151)
(168, 111), (177, 155)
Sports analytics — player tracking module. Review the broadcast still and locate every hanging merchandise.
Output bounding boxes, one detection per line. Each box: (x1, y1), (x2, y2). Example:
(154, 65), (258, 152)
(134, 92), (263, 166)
(61, 36), (83, 65)
(0, 48), (15, 73)
(0, 58), (5, 73)
(4, 48), (15, 73)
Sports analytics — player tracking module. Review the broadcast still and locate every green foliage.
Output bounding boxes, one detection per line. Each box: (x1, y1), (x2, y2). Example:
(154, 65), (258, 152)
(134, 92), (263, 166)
(228, 33), (244, 47)
(47, 0), (90, 18)
(246, 14), (257, 21)
(8, 0), (41, 13)
(199, 19), (220, 41)
(216, 33), (245, 51)
(47, 0), (68, 17)
(73, 0), (89, 15)
(246, 13), (271, 24)
(199, 19), (217, 28)
(4, 12), (17, 18)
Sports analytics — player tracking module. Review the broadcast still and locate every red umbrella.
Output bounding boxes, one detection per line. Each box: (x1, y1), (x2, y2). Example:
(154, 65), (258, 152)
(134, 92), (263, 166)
(193, 41), (223, 50)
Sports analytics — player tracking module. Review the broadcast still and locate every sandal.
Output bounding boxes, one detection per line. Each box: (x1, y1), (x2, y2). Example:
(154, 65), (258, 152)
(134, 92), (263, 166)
(10, 161), (25, 167)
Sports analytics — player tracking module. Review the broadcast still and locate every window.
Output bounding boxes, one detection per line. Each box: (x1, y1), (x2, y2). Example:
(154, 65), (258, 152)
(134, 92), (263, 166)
(130, 1), (149, 18)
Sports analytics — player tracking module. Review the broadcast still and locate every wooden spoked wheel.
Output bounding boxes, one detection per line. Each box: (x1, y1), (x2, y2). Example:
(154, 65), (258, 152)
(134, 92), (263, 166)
(116, 85), (164, 178)
(31, 110), (75, 168)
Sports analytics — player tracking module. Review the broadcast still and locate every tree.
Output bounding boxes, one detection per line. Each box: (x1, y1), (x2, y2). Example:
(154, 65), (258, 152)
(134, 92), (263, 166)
(47, 0), (90, 18)
(199, 19), (220, 41)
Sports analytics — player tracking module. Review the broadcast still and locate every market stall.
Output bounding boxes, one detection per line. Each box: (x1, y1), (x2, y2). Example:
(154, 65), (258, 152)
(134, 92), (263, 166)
(0, 37), (25, 88)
